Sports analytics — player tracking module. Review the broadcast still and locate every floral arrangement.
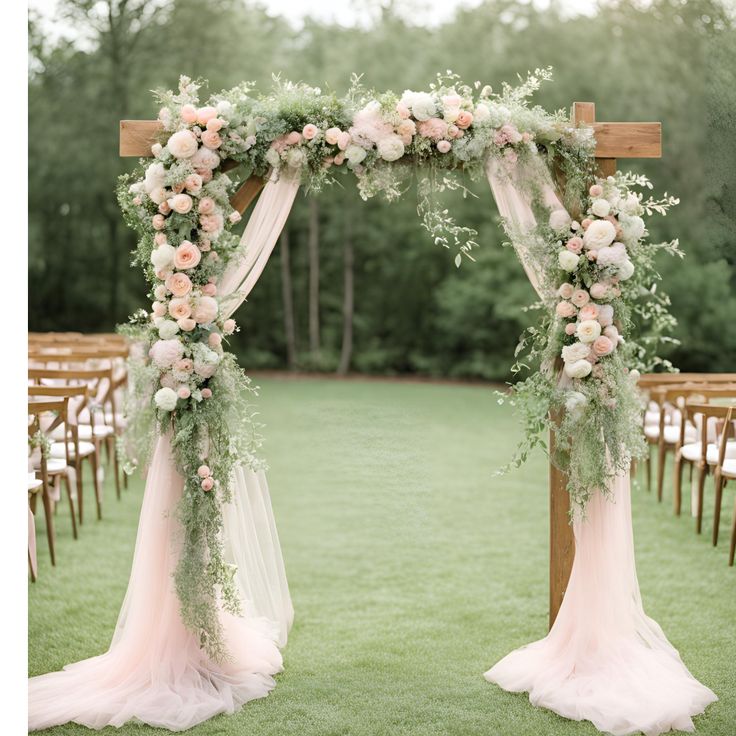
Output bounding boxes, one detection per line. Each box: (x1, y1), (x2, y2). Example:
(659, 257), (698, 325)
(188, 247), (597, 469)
(117, 69), (675, 656)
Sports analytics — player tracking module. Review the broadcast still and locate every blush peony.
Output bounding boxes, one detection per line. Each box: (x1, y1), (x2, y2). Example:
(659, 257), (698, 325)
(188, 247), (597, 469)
(150, 339), (184, 369)
(167, 130), (198, 159)
(192, 296), (218, 324)
(583, 219), (616, 250)
(549, 209), (572, 234)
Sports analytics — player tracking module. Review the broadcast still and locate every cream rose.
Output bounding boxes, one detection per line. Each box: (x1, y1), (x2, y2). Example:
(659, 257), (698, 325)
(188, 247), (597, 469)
(564, 359), (593, 379)
(144, 162), (165, 193)
(582, 219), (616, 250)
(590, 198), (611, 217)
(158, 320), (180, 340)
(561, 342), (590, 364)
(150, 243), (175, 271)
(377, 135), (405, 162)
(576, 319), (602, 344)
(558, 250), (580, 272)
(167, 130), (198, 159)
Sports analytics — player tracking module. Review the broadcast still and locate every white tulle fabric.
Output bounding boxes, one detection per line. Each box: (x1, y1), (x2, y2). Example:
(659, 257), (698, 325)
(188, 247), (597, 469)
(29, 435), (283, 732)
(29, 176), (298, 731)
(484, 158), (717, 734)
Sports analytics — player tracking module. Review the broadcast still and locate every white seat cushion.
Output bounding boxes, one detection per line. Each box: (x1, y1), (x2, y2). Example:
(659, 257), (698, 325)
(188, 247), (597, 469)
(722, 459), (736, 479)
(28, 477), (43, 492)
(644, 425), (659, 440)
(104, 412), (126, 428)
(644, 410), (660, 426)
(50, 424), (113, 441)
(680, 442), (704, 462)
(50, 441), (95, 460)
(31, 457), (68, 474)
(662, 424), (696, 445)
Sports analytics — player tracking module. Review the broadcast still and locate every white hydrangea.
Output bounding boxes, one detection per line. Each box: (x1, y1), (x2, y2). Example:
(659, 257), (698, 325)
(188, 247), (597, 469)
(158, 320), (180, 340)
(558, 250), (580, 272)
(154, 386), (178, 412)
(621, 193), (641, 216)
(144, 162), (166, 193)
(561, 342), (590, 364)
(596, 243), (628, 268)
(401, 91), (436, 121)
(377, 135), (405, 162)
(473, 103), (491, 123)
(565, 390), (588, 418)
(151, 243), (176, 271)
(619, 214), (645, 244)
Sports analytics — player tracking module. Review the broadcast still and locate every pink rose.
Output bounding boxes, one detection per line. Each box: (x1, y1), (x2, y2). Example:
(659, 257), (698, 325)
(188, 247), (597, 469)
(154, 232), (168, 246)
(198, 197), (215, 215)
(185, 174), (203, 194)
(334, 152), (345, 165)
(589, 184), (603, 197)
(158, 201), (171, 215)
(181, 104), (197, 124)
(336, 131), (351, 150)
(592, 336), (614, 357)
(603, 325), (620, 341)
(197, 465), (211, 478)
(201, 283), (217, 296)
(152, 214), (166, 230)
(201, 388), (212, 399)
(206, 117), (224, 132)
(417, 117), (449, 142)
(177, 317), (196, 332)
(200, 212), (224, 234)
(151, 301), (167, 318)
(223, 319), (236, 335)
(149, 339), (184, 369)
(585, 351), (599, 365)
(302, 124), (319, 140)
(177, 385), (191, 399)
(168, 193), (193, 214)
(166, 272), (193, 297)
(325, 127), (341, 145)
(174, 241), (201, 270)
(566, 237), (583, 254)
(201, 130), (222, 149)
(175, 358), (193, 374)
(579, 304), (600, 321)
(565, 323), (577, 336)
(196, 106), (217, 126)
(437, 140), (452, 154)
(557, 283), (574, 299)
(581, 218), (592, 229)
(456, 110), (473, 129)
(201, 477), (214, 491)
(396, 102), (410, 119)
(590, 282), (610, 300)
(208, 333), (222, 347)
(597, 304), (614, 327)
(286, 131), (302, 145)
(556, 301), (576, 318)
(168, 298), (191, 320)
(570, 289), (590, 308)
(192, 296), (218, 324)
(442, 93), (463, 108)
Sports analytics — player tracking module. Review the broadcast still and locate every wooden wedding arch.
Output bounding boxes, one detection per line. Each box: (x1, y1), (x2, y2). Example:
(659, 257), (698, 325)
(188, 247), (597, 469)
(120, 102), (662, 628)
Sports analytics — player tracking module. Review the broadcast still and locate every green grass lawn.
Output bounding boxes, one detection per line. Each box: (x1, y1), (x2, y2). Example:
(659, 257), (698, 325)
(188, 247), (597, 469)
(29, 377), (736, 736)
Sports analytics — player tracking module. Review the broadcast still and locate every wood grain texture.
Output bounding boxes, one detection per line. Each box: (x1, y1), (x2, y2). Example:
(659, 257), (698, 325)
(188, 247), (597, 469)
(593, 122), (661, 158)
(119, 120), (162, 156)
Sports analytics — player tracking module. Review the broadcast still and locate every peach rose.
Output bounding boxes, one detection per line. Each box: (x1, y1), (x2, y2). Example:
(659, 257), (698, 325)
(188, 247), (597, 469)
(336, 132), (351, 150)
(175, 358), (193, 374)
(177, 385), (191, 399)
(169, 193), (193, 214)
(152, 214), (166, 230)
(286, 131), (302, 145)
(201, 388), (212, 399)
(582, 218), (592, 229)
(200, 212), (224, 234)
(151, 301), (166, 318)
(185, 174), (203, 194)
(579, 304), (600, 322)
(556, 301), (576, 318)
(177, 317), (196, 332)
(154, 232), (168, 246)
(158, 201), (171, 215)
(223, 319), (236, 335)
(325, 127), (341, 145)
(302, 124), (319, 140)
(192, 296), (218, 324)
(166, 272), (192, 297)
(181, 104), (198, 124)
(456, 110), (474, 129)
(206, 117), (224, 132)
(565, 323), (577, 336)
(334, 152), (345, 165)
(201, 130), (222, 149)
(198, 197), (215, 215)
(196, 106), (217, 126)
(168, 298), (191, 320)
(590, 282), (610, 300)
(557, 283), (574, 299)
(566, 237), (583, 254)
(174, 241), (201, 270)
(197, 465), (211, 478)
(208, 333), (222, 347)
(570, 289), (590, 308)
(202, 283), (217, 297)
(592, 336), (614, 357)
(201, 477), (214, 491)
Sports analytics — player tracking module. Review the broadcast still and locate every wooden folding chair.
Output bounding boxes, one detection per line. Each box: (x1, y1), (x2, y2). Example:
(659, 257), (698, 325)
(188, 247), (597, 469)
(28, 398), (69, 567)
(710, 406), (736, 549)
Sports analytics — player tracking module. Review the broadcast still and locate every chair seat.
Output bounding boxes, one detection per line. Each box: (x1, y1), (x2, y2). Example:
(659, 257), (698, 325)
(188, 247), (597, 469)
(644, 410), (660, 426)
(50, 441), (95, 460)
(644, 425), (659, 440)
(49, 424), (114, 441)
(31, 457), (69, 474)
(104, 412), (126, 428)
(28, 477), (43, 492)
(722, 459), (736, 479)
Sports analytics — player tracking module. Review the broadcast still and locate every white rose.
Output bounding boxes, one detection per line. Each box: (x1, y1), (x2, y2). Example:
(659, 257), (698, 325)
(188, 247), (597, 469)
(215, 100), (233, 118)
(561, 342), (590, 364)
(564, 360), (593, 379)
(144, 162), (166, 193)
(576, 319), (602, 344)
(286, 147), (306, 168)
(191, 146), (220, 171)
(154, 386), (178, 412)
(619, 214), (645, 244)
(565, 390), (588, 418)
(409, 92), (436, 121)
(473, 103), (491, 123)
(558, 250), (580, 272)
(549, 209), (572, 233)
(591, 198), (610, 217)
(618, 259), (635, 280)
(377, 135), (405, 162)
(167, 130), (199, 159)
(583, 219), (616, 250)
(151, 243), (175, 271)
(158, 320), (180, 340)
(345, 144), (367, 165)
(265, 147), (281, 168)
(596, 243), (628, 268)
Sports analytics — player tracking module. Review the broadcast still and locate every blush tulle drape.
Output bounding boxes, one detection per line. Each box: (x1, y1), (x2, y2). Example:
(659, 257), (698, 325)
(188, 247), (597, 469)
(483, 158), (717, 735)
(29, 176), (299, 731)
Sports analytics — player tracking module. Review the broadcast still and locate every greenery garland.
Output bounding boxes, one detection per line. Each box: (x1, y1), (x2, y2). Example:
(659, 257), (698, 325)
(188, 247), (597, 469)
(117, 69), (677, 658)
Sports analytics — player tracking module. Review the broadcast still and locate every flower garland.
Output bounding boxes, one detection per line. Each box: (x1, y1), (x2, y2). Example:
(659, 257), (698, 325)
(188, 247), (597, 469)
(117, 69), (676, 657)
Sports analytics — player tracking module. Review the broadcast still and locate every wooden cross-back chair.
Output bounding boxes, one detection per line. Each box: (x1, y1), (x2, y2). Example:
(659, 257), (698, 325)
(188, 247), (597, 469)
(28, 371), (107, 522)
(28, 398), (69, 569)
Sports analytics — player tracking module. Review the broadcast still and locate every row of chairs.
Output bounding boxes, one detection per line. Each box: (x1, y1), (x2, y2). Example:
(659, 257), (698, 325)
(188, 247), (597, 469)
(28, 332), (130, 581)
(637, 373), (736, 565)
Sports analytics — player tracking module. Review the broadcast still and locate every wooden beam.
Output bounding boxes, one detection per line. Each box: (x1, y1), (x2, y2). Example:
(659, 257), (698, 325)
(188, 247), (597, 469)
(592, 122), (661, 159)
(119, 120), (161, 156)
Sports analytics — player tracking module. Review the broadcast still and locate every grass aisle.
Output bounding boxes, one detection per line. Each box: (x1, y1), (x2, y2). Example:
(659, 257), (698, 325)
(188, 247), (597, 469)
(29, 378), (735, 736)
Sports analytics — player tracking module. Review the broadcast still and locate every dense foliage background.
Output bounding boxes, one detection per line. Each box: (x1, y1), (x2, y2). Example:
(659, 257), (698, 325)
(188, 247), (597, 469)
(28, 0), (736, 378)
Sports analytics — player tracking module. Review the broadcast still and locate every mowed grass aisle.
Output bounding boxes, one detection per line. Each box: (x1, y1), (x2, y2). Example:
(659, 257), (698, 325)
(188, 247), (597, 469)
(29, 378), (736, 736)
